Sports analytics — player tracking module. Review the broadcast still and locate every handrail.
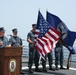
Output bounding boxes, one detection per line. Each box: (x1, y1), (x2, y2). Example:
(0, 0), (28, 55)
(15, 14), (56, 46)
(22, 43), (76, 62)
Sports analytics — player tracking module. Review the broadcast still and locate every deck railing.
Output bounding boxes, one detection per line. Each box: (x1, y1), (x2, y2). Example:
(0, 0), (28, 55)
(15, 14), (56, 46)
(22, 43), (76, 62)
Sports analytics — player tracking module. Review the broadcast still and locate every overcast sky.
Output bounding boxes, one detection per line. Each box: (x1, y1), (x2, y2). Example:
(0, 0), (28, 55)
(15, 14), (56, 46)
(0, 0), (76, 45)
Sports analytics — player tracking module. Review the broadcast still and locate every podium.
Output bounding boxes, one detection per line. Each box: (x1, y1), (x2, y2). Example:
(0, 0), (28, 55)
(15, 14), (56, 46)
(0, 47), (23, 75)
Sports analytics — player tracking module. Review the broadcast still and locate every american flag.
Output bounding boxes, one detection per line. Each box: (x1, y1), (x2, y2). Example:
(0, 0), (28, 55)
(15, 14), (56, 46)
(34, 11), (60, 58)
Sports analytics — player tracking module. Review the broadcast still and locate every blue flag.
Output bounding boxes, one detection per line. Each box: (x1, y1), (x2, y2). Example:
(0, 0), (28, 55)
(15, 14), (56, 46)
(46, 11), (76, 54)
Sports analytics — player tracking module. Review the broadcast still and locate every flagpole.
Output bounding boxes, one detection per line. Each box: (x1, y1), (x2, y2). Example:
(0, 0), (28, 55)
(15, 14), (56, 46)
(46, 9), (48, 12)
(67, 52), (71, 69)
(39, 8), (40, 12)
(46, 9), (48, 18)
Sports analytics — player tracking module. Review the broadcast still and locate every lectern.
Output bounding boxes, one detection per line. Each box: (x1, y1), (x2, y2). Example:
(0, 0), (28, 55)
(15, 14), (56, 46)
(0, 47), (23, 75)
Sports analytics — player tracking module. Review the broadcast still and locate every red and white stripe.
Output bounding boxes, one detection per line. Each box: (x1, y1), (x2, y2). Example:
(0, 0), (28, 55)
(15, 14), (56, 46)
(34, 27), (60, 58)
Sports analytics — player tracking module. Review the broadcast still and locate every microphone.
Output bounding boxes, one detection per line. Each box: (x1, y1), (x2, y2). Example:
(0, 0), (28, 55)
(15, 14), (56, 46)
(7, 34), (12, 36)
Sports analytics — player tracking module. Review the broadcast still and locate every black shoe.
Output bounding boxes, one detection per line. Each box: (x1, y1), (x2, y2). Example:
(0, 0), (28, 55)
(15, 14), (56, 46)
(49, 67), (55, 71)
(20, 71), (25, 74)
(42, 68), (47, 72)
(60, 67), (66, 69)
(35, 68), (42, 72)
(55, 67), (59, 70)
(29, 70), (34, 73)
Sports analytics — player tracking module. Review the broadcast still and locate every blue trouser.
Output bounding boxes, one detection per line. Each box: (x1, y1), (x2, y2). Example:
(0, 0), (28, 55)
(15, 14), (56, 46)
(28, 47), (35, 68)
(34, 50), (46, 69)
(47, 52), (53, 67)
(54, 46), (64, 67)
(34, 50), (40, 68)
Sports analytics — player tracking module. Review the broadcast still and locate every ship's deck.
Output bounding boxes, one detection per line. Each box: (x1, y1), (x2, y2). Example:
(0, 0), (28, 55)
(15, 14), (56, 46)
(20, 57), (76, 75)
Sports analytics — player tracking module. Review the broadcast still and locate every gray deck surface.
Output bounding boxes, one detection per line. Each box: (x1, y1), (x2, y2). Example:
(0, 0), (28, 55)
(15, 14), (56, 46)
(20, 57), (76, 75)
